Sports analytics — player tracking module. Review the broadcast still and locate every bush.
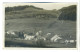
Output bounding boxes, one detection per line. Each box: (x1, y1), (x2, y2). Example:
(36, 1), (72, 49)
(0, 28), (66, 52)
(36, 39), (46, 47)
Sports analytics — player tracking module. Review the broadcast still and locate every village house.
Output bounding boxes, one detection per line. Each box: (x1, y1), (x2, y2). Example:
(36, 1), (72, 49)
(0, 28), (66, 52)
(59, 39), (76, 44)
(46, 33), (51, 35)
(50, 34), (62, 42)
(44, 33), (62, 42)
(69, 40), (75, 43)
(65, 39), (76, 44)
(35, 30), (42, 36)
(24, 34), (35, 40)
(6, 31), (16, 35)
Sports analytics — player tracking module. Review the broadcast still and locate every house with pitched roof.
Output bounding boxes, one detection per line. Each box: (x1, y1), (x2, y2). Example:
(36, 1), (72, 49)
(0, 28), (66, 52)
(50, 34), (62, 42)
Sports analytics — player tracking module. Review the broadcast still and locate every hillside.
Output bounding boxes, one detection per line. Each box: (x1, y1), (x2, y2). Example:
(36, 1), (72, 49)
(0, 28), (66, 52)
(5, 5), (59, 20)
(5, 18), (76, 39)
(5, 5), (43, 12)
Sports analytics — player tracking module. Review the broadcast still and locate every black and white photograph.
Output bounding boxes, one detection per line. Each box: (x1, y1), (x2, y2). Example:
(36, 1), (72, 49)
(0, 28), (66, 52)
(4, 2), (77, 48)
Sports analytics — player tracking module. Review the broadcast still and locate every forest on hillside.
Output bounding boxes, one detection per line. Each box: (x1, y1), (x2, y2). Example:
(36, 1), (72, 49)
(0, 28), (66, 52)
(58, 5), (76, 21)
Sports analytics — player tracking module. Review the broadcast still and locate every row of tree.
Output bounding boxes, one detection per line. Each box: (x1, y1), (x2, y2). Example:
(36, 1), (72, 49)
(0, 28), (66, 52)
(5, 5), (43, 12)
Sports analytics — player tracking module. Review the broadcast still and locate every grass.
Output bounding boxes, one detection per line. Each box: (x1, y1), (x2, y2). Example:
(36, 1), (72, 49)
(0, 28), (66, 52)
(5, 38), (37, 47)
(5, 18), (76, 38)
(5, 38), (76, 48)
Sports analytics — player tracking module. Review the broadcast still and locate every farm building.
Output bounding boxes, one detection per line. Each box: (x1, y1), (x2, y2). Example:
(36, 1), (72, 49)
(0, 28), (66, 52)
(65, 39), (76, 44)
(58, 39), (76, 44)
(50, 34), (62, 42)
(5, 30), (25, 39)
(6, 31), (16, 35)
(24, 34), (35, 40)
(35, 30), (42, 36)
(44, 33), (62, 42)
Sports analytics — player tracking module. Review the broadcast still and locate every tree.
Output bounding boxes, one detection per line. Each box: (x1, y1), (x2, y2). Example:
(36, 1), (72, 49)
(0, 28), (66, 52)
(36, 39), (46, 47)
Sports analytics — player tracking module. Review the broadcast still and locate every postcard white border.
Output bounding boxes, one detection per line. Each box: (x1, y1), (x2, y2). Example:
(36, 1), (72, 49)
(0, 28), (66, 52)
(0, 0), (80, 52)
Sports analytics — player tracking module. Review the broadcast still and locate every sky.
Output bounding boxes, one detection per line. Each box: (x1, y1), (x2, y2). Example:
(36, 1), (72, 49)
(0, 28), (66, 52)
(4, 2), (77, 10)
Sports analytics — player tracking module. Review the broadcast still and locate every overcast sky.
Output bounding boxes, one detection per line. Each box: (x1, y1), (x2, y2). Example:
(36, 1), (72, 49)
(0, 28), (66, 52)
(4, 2), (77, 10)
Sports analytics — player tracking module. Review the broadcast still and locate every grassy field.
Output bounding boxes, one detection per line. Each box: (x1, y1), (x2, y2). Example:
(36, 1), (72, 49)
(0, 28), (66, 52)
(5, 18), (76, 38)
